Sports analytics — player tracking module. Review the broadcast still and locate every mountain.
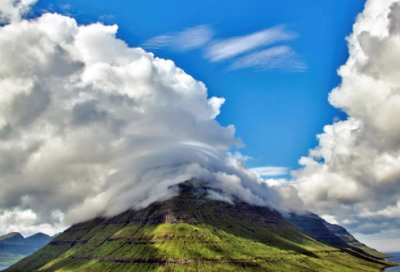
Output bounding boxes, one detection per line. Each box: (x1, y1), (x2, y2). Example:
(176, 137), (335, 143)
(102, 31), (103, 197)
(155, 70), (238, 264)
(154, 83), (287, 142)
(25, 233), (53, 250)
(0, 233), (25, 245)
(321, 217), (390, 258)
(285, 212), (347, 247)
(286, 211), (391, 259)
(0, 232), (52, 265)
(5, 180), (394, 271)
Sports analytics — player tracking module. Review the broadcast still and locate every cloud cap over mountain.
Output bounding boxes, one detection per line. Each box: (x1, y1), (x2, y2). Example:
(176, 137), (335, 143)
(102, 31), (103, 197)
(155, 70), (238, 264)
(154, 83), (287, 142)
(0, 4), (299, 235)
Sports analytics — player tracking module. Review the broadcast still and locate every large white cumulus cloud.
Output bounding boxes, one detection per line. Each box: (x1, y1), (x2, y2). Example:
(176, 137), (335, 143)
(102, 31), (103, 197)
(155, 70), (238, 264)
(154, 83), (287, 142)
(0, 5), (299, 235)
(294, 0), (400, 235)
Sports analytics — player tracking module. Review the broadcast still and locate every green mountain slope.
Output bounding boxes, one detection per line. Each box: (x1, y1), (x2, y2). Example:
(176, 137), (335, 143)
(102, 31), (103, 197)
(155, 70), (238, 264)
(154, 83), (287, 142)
(6, 181), (394, 272)
(0, 232), (53, 265)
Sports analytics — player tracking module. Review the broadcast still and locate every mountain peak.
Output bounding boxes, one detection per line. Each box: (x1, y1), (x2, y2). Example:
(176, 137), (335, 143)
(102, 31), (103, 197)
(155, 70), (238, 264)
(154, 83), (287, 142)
(25, 232), (53, 250)
(4, 180), (392, 272)
(26, 232), (51, 239)
(0, 232), (24, 242)
(171, 179), (219, 195)
(0, 231), (53, 266)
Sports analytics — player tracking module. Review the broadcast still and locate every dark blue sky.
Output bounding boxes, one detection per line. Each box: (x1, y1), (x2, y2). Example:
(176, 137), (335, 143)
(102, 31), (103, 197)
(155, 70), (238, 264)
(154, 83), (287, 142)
(32, 0), (366, 172)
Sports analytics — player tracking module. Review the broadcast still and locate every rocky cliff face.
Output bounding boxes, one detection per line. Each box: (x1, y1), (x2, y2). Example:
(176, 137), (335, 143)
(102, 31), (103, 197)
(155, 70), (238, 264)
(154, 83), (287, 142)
(286, 212), (347, 247)
(5, 180), (392, 272)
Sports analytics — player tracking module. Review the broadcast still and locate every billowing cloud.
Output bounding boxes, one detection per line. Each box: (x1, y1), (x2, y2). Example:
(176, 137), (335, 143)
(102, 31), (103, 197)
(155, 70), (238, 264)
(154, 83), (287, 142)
(142, 25), (213, 51)
(293, 0), (400, 236)
(0, 0), (37, 23)
(0, 5), (300, 235)
(230, 46), (306, 72)
(205, 26), (296, 62)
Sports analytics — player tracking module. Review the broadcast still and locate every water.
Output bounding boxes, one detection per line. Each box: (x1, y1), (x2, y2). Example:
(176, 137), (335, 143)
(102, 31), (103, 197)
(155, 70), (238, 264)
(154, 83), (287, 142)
(384, 252), (400, 272)
(0, 266), (9, 271)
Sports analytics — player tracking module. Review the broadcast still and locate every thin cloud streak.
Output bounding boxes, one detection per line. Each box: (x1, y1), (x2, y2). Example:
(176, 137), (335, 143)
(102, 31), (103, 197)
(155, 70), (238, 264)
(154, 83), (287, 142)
(230, 46), (307, 72)
(142, 25), (213, 51)
(205, 26), (297, 62)
(142, 34), (173, 49)
(250, 166), (289, 177)
(142, 24), (305, 73)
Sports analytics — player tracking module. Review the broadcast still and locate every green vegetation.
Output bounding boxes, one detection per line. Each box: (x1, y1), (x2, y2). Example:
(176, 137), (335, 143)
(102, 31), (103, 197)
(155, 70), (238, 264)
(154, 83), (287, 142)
(6, 182), (396, 271)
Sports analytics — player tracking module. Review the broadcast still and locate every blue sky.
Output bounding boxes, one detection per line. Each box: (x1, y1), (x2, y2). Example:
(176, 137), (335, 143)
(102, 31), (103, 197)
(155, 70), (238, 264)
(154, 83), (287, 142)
(31, 0), (366, 174)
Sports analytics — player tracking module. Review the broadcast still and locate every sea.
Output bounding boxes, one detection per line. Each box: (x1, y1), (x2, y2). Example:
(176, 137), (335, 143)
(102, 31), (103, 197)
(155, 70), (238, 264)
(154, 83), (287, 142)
(0, 265), (9, 271)
(384, 252), (400, 272)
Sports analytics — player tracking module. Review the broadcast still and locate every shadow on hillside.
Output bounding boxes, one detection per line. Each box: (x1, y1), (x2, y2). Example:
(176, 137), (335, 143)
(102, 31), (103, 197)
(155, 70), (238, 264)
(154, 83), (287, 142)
(160, 197), (322, 260)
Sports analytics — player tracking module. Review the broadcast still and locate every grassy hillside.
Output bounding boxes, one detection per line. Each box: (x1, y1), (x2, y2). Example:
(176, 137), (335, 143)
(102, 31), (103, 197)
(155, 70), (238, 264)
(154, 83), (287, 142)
(6, 181), (395, 272)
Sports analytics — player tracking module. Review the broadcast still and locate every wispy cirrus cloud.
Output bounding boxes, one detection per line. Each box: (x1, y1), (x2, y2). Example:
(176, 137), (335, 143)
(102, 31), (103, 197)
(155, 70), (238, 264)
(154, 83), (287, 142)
(58, 4), (71, 11)
(205, 26), (296, 62)
(142, 34), (173, 50)
(230, 46), (307, 72)
(250, 166), (289, 177)
(142, 24), (305, 73)
(142, 25), (213, 51)
(99, 14), (115, 24)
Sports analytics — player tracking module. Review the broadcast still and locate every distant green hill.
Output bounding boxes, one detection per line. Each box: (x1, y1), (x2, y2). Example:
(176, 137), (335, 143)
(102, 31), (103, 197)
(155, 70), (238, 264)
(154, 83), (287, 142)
(0, 232), (53, 265)
(322, 220), (391, 259)
(5, 180), (395, 271)
(286, 211), (391, 259)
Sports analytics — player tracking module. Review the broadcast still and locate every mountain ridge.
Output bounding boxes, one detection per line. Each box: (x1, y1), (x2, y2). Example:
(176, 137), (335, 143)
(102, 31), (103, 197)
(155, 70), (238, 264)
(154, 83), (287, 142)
(286, 211), (391, 259)
(0, 232), (53, 265)
(5, 180), (395, 271)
